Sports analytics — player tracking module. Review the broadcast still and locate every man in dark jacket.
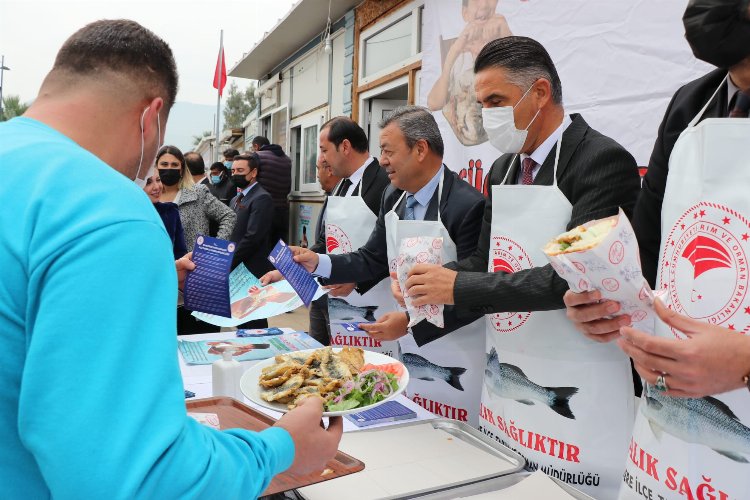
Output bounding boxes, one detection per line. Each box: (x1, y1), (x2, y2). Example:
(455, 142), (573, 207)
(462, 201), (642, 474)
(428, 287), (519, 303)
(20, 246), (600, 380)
(255, 137), (292, 244)
(229, 153), (275, 329)
(207, 161), (236, 206)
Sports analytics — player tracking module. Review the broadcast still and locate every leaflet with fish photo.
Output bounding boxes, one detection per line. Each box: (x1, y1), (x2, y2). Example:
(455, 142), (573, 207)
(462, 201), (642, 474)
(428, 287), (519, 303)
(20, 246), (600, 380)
(328, 297), (399, 358)
(543, 208), (656, 334)
(622, 386), (750, 500)
(192, 264), (326, 327)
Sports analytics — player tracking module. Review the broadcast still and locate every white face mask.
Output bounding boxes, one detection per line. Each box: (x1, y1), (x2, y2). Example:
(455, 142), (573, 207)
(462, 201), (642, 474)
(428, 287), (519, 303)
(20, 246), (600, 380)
(481, 84), (540, 154)
(134, 105), (162, 188)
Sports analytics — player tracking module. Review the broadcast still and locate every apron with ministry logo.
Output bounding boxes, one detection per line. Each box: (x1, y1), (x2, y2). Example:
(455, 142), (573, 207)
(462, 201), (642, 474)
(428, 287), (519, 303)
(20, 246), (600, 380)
(384, 170), (485, 426)
(484, 140), (633, 499)
(325, 179), (399, 358)
(621, 76), (750, 500)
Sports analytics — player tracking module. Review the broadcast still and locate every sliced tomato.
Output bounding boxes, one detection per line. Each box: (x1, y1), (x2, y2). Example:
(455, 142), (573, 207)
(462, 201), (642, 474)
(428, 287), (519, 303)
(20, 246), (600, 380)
(360, 362), (405, 378)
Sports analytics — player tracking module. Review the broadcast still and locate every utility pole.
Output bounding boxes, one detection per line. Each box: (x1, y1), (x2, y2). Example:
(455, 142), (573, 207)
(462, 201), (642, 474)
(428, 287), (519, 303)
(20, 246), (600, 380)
(0, 56), (10, 120)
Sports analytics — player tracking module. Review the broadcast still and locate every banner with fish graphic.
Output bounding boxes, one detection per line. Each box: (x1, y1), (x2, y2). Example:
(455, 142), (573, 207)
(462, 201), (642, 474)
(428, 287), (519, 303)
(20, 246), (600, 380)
(480, 343), (633, 499)
(620, 98), (750, 499)
(420, 0), (710, 191)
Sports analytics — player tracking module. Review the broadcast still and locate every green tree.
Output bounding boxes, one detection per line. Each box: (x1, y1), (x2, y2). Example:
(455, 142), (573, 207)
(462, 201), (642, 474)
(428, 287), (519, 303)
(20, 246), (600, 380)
(192, 130), (213, 146)
(222, 81), (257, 129)
(1, 95), (29, 121)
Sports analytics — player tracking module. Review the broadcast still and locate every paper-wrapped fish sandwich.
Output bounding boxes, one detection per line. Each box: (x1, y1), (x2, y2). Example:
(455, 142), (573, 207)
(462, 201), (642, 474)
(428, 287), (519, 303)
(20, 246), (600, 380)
(543, 208), (655, 333)
(396, 236), (445, 328)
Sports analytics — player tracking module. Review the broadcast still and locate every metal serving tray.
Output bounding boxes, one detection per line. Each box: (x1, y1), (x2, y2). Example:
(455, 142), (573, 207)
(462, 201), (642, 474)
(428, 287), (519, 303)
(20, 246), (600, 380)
(416, 471), (595, 500)
(295, 417), (525, 500)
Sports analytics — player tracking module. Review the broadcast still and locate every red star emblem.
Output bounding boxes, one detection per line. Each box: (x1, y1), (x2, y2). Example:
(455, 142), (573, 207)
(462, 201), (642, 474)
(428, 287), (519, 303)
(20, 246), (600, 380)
(670, 240), (675, 246)
(693, 213), (698, 219)
(697, 295), (703, 300)
(495, 241), (500, 247)
(680, 224), (685, 230)
(508, 246), (513, 251)
(518, 256), (524, 260)
(507, 321), (513, 326)
(745, 307), (750, 314)
(517, 314), (523, 319)
(743, 234), (749, 242)
(723, 217), (731, 224)
(728, 324), (736, 330)
(699, 210), (706, 217)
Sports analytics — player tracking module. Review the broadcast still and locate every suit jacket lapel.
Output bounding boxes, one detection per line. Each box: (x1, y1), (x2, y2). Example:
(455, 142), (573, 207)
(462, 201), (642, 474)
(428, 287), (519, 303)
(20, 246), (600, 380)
(359, 158), (379, 198)
(534, 113), (588, 186)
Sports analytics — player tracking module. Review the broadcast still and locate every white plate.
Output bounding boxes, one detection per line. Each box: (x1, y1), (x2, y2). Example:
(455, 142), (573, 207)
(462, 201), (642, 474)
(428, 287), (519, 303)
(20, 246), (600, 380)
(240, 348), (409, 417)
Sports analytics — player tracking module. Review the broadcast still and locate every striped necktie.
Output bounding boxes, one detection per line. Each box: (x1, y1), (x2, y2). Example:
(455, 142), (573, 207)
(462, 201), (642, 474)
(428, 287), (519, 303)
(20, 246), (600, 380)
(404, 194), (418, 220)
(729, 90), (750, 118)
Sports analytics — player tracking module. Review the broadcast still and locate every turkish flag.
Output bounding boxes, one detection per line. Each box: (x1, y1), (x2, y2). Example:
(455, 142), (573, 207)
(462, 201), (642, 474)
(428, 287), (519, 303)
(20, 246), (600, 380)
(213, 47), (227, 96)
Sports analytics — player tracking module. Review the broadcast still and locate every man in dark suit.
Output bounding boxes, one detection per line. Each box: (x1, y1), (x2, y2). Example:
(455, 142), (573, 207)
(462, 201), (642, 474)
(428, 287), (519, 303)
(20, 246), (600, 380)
(229, 153), (275, 329)
(185, 151), (210, 186)
(291, 107), (486, 346)
(306, 155), (341, 344)
(404, 37), (640, 318)
(565, 1), (750, 397)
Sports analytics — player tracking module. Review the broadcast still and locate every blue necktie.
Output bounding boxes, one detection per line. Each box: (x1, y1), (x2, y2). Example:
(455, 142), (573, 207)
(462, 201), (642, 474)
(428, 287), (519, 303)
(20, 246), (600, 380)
(404, 194), (418, 220)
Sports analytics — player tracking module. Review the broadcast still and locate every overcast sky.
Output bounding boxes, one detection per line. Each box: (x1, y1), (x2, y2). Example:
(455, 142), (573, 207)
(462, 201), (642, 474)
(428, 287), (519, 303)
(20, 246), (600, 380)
(0, 0), (297, 105)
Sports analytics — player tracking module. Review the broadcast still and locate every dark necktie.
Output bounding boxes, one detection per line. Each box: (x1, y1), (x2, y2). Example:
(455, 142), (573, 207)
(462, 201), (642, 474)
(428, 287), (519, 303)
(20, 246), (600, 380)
(337, 178), (352, 196)
(521, 157), (537, 185)
(404, 194), (419, 220)
(729, 90), (750, 118)
(232, 193), (244, 211)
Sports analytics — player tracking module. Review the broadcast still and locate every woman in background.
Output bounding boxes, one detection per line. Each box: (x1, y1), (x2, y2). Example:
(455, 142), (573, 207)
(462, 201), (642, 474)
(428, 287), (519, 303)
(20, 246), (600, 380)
(143, 170), (188, 259)
(156, 145), (236, 251)
(156, 145), (235, 334)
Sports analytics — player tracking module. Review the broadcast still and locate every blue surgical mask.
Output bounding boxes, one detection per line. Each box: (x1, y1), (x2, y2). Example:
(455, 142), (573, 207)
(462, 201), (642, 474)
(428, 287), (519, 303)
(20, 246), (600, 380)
(211, 175), (222, 185)
(224, 161), (233, 170)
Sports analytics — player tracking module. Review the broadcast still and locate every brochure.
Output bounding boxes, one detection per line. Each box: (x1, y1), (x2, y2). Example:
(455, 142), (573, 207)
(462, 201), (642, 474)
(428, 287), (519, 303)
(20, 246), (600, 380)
(178, 331), (324, 365)
(183, 235), (235, 317)
(267, 240), (319, 307)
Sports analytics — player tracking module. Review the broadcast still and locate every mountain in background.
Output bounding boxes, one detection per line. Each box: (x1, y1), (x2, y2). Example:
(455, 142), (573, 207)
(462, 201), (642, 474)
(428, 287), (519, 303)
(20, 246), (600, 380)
(164, 101), (223, 152)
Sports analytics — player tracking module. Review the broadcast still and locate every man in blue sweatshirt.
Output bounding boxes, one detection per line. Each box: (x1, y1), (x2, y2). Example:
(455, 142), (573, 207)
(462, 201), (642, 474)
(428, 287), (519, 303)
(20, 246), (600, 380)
(0, 19), (342, 498)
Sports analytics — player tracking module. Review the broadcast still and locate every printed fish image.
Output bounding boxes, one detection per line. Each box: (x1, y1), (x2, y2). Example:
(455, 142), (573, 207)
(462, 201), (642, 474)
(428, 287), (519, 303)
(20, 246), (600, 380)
(328, 298), (377, 322)
(402, 352), (466, 391)
(484, 348), (578, 420)
(642, 387), (750, 463)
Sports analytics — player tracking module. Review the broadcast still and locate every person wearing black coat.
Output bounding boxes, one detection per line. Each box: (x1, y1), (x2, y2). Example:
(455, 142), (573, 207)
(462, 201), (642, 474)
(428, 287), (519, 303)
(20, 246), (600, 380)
(256, 143), (292, 243)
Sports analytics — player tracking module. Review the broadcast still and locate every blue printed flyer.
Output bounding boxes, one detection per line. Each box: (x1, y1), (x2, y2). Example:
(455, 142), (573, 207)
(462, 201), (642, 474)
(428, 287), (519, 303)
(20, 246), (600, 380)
(268, 240), (318, 307)
(178, 331), (324, 365)
(192, 265), (327, 327)
(184, 235), (235, 317)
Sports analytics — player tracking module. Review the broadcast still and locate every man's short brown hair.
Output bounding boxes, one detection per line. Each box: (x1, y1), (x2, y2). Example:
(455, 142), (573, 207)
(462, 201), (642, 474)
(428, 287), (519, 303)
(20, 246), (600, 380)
(52, 19), (179, 109)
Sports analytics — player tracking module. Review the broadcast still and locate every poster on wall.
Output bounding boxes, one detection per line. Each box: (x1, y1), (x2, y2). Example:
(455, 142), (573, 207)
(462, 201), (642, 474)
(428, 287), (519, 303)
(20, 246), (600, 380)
(420, 0), (713, 188)
(298, 203), (312, 248)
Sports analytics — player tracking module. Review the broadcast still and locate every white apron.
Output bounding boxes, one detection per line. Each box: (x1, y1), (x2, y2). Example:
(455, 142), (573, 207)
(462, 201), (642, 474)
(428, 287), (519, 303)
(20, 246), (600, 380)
(325, 180), (399, 358)
(385, 171), (485, 426)
(621, 77), (750, 500)
(483, 141), (634, 499)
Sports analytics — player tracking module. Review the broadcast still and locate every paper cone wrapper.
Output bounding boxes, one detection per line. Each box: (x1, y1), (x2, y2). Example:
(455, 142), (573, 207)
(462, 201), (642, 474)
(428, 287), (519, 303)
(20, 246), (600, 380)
(544, 208), (656, 333)
(396, 236), (445, 328)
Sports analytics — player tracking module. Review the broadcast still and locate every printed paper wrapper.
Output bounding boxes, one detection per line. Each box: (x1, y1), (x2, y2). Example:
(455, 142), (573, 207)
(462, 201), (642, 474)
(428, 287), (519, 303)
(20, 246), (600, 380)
(544, 208), (656, 333)
(396, 236), (444, 328)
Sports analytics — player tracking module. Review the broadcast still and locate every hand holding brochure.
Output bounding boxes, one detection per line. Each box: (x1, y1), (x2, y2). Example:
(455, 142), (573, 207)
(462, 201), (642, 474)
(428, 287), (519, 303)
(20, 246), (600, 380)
(267, 240), (319, 307)
(184, 235), (235, 317)
(192, 264), (326, 327)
